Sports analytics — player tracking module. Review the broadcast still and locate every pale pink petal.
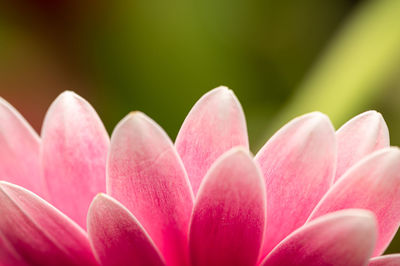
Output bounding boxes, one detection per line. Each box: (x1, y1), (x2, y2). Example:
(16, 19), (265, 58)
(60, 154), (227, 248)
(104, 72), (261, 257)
(87, 194), (165, 266)
(255, 112), (336, 258)
(261, 209), (376, 266)
(370, 255), (400, 266)
(0, 181), (98, 265)
(0, 98), (42, 196)
(41, 91), (109, 229)
(189, 148), (266, 266)
(308, 148), (400, 256)
(107, 112), (193, 266)
(335, 111), (389, 182)
(175, 86), (249, 195)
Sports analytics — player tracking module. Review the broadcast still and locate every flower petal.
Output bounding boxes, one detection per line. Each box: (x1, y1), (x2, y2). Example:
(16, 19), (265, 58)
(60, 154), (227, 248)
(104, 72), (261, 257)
(370, 255), (400, 266)
(107, 112), (193, 266)
(189, 148), (266, 266)
(255, 112), (336, 258)
(175, 86), (249, 195)
(335, 111), (389, 182)
(260, 209), (377, 266)
(87, 194), (165, 266)
(0, 98), (42, 196)
(308, 148), (400, 256)
(0, 231), (27, 265)
(0, 181), (98, 265)
(41, 91), (109, 229)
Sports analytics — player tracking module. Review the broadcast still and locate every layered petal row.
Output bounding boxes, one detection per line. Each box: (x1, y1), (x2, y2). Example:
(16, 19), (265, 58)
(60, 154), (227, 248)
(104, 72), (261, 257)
(1, 88), (399, 266)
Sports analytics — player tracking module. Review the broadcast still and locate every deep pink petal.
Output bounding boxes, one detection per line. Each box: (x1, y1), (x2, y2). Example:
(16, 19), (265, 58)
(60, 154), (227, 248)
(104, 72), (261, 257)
(335, 111), (389, 182)
(189, 148), (266, 266)
(87, 194), (165, 266)
(261, 209), (376, 266)
(175, 86), (249, 195)
(107, 112), (193, 266)
(0, 181), (98, 265)
(0, 232), (27, 266)
(308, 148), (400, 256)
(41, 91), (109, 229)
(370, 255), (400, 266)
(255, 112), (336, 258)
(0, 98), (42, 196)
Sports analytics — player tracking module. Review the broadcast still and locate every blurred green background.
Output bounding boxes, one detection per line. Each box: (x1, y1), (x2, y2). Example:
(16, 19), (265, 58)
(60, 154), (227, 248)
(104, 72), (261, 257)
(1, 0), (400, 253)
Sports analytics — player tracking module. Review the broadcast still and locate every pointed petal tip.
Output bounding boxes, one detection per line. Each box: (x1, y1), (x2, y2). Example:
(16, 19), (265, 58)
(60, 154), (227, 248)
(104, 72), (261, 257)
(283, 112), (334, 134)
(60, 90), (76, 95)
(50, 91), (97, 114)
(338, 110), (388, 134)
(204, 85), (239, 102)
(310, 112), (336, 136)
(212, 85), (230, 92)
(43, 90), (94, 128)
(119, 110), (149, 124)
(260, 111), (335, 153)
(357, 110), (383, 119)
(301, 111), (332, 125)
(128, 110), (145, 116)
(224, 146), (251, 157)
(196, 146), (264, 201)
(55, 90), (80, 102)
(90, 193), (108, 204)
(89, 193), (122, 209)
(112, 111), (161, 139)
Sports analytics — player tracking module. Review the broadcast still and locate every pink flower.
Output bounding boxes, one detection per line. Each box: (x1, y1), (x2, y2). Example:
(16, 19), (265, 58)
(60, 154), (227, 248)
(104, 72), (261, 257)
(0, 87), (399, 266)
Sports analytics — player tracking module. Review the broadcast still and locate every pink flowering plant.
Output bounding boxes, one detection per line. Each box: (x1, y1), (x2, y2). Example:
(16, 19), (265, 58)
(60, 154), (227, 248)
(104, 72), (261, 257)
(1, 87), (400, 266)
